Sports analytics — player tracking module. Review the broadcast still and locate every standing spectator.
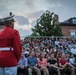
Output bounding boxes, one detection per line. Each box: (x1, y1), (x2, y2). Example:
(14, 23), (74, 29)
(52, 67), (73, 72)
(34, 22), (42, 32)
(0, 14), (22, 75)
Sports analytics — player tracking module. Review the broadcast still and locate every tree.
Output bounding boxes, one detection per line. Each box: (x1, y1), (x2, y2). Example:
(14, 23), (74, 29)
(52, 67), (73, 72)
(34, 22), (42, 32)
(31, 10), (62, 36)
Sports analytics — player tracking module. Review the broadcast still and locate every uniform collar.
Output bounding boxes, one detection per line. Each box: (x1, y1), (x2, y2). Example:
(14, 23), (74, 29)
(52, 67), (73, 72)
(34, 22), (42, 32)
(6, 26), (12, 29)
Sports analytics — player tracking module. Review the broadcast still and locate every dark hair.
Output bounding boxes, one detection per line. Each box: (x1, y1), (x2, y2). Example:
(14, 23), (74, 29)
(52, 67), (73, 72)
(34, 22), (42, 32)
(39, 53), (43, 61)
(5, 21), (13, 26)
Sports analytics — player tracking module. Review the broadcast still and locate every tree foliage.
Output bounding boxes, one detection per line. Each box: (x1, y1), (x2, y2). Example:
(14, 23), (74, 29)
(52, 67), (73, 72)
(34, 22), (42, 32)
(31, 10), (62, 36)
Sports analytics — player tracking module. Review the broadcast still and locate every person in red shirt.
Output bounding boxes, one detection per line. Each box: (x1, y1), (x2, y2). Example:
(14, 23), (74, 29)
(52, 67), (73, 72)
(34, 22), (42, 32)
(59, 54), (75, 75)
(0, 13), (22, 75)
(59, 54), (67, 66)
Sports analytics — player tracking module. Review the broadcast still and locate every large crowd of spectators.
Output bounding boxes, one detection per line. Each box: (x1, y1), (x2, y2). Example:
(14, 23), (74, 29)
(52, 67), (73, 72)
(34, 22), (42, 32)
(17, 37), (76, 75)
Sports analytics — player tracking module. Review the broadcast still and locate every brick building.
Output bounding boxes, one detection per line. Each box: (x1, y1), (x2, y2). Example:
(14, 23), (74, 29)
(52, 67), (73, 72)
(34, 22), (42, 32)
(54, 14), (76, 36)
(60, 17), (76, 36)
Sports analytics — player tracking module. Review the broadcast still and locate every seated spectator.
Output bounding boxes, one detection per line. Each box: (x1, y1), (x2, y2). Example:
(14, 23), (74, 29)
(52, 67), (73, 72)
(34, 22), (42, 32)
(48, 54), (61, 75)
(38, 53), (49, 75)
(35, 52), (40, 59)
(17, 52), (28, 75)
(24, 48), (30, 58)
(54, 38), (59, 48)
(59, 54), (75, 75)
(70, 44), (76, 55)
(56, 51), (62, 62)
(45, 53), (49, 60)
(65, 54), (70, 62)
(27, 52), (41, 75)
(69, 54), (76, 67)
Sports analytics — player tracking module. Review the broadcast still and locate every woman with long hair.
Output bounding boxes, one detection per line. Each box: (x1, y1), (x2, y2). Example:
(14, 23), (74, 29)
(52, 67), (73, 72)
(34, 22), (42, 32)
(37, 53), (49, 75)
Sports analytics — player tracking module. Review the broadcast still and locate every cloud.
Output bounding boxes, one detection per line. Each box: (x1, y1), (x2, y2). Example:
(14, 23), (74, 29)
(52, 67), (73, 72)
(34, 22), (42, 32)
(27, 10), (45, 22)
(24, 0), (35, 8)
(31, 20), (36, 27)
(0, 0), (62, 16)
(14, 23), (32, 36)
(14, 23), (32, 30)
(18, 28), (32, 37)
(15, 16), (29, 25)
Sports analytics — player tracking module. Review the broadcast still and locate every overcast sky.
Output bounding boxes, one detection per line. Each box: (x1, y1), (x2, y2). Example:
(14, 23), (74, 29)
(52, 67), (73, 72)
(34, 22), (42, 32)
(0, 0), (76, 37)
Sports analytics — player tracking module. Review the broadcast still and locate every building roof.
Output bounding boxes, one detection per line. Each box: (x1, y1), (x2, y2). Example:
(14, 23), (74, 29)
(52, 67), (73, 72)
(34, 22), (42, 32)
(60, 17), (76, 26)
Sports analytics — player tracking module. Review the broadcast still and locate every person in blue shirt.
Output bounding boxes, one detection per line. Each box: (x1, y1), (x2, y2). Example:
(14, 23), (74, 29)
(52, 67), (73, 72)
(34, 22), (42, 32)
(17, 52), (28, 75)
(27, 52), (41, 75)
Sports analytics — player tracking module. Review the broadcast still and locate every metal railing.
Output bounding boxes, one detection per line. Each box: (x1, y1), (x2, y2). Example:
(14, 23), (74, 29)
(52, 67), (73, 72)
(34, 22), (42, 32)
(20, 36), (76, 39)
